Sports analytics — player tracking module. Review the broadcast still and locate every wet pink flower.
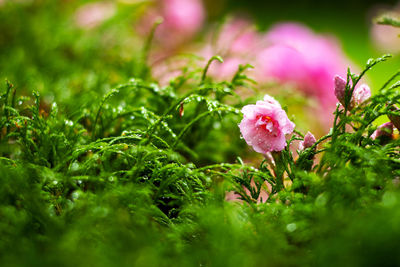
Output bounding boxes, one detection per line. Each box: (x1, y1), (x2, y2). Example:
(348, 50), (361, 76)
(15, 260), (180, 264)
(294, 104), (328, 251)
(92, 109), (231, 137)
(299, 131), (316, 151)
(239, 94), (295, 154)
(257, 23), (352, 109)
(75, 2), (116, 29)
(371, 122), (394, 140)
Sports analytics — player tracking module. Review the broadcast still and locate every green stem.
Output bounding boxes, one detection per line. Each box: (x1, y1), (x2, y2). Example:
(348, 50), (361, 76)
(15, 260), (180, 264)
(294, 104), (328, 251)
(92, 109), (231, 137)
(171, 109), (220, 149)
(201, 56), (223, 83)
(271, 151), (284, 191)
(140, 18), (163, 77)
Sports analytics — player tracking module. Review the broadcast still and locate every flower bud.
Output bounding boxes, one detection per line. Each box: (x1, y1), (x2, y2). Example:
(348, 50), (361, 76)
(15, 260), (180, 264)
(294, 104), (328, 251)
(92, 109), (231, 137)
(334, 75), (371, 110)
(334, 75), (347, 106)
(388, 105), (400, 131)
(371, 122), (394, 143)
(352, 84), (371, 106)
(299, 131), (316, 151)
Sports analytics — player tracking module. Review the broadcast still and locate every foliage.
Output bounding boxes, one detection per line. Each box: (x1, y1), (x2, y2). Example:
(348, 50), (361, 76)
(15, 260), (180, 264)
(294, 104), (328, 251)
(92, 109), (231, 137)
(1, 1), (400, 267)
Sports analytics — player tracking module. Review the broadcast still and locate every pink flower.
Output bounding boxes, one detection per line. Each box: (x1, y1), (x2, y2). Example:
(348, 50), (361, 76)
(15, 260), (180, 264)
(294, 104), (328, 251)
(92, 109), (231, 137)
(239, 95), (295, 154)
(334, 75), (371, 109)
(75, 2), (116, 29)
(370, 7), (400, 54)
(161, 0), (204, 37)
(299, 131), (316, 151)
(371, 122), (394, 140)
(371, 21), (400, 54)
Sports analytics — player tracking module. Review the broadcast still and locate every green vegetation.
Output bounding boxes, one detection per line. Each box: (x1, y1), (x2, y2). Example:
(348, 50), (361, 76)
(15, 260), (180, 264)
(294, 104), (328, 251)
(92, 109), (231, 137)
(1, 1), (400, 266)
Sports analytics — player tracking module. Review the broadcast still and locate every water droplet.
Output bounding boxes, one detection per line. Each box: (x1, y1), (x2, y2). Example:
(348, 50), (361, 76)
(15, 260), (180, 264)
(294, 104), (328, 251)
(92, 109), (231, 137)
(72, 191), (80, 200)
(71, 162), (79, 171)
(213, 122), (221, 129)
(286, 223), (297, 232)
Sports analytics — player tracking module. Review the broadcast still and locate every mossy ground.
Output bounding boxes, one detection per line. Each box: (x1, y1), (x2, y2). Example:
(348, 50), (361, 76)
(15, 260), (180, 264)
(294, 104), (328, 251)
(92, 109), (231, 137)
(1, 1), (400, 266)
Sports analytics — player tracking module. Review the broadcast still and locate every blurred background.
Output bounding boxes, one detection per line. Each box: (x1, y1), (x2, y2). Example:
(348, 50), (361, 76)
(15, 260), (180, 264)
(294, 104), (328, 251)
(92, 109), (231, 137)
(216, 0), (400, 88)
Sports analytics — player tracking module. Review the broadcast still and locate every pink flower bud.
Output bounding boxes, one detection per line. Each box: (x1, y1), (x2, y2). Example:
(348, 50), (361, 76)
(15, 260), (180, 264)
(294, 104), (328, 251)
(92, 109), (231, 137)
(352, 84), (371, 106)
(239, 94), (295, 154)
(371, 122), (394, 140)
(334, 75), (347, 106)
(334, 75), (371, 109)
(388, 105), (400, 131)
(299, 131), (317, 150)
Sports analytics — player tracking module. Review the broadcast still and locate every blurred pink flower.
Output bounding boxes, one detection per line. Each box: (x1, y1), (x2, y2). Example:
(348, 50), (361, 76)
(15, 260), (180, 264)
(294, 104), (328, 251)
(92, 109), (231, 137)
(138, 0), (205, 48)
(256, 23), (352, 109)
(214, 19), (260, 56)
(299, 131), (316, 151)
(370, 7), (400, 54)
(239, 94), (295, 154)
(161, 0), (204, 35)
(75, 1), (116, 29)
(371, 23), (400, 54)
